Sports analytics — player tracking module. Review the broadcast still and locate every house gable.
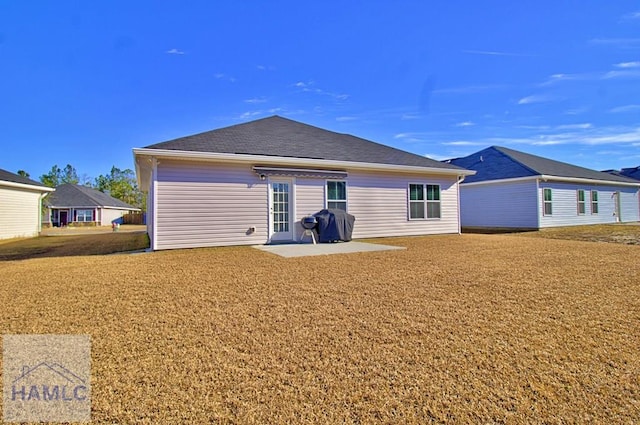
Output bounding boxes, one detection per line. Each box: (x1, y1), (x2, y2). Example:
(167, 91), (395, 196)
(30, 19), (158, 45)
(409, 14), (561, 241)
(449, 146), (639, 185)
(45, 184), (139, 210)
(144, 115), (467, 172)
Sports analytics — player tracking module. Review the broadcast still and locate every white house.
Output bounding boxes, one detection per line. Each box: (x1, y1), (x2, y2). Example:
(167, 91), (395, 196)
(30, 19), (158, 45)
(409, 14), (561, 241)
(0, 168), (54, 240)
(134, 116), (475, 250)
(448, 146), (640, 229)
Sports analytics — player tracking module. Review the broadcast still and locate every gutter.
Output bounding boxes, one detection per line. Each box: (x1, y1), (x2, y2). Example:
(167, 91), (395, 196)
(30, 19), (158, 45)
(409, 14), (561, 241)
(0, 180), (55, 192)
(133, 148), (476, 177)
(456, 174), (467, 235)
(462, 175), (640, 188)
(39, 192), (51, 234)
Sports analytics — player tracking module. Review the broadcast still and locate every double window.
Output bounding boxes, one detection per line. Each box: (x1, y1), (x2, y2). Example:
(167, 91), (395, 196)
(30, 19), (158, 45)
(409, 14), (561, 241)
(327, 181), (347, 211)
(543, 188), (553, 216)
(591, 191), (599, 214)
(409, 184), (441, 219)
(76, 209), (93, 222)
(577, 190), (586, 215)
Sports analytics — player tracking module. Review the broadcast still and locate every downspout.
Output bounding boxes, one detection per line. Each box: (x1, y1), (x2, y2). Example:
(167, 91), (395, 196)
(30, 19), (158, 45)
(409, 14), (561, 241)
(535, 178), (541, 229)
(151, 157), (158, 251)
(38, 192), (50, 234)
(456, 174), (466, 235)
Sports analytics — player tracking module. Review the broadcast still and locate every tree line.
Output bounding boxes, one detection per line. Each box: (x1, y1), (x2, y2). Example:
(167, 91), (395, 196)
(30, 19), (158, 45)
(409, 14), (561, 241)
(16, 165), (145, 210)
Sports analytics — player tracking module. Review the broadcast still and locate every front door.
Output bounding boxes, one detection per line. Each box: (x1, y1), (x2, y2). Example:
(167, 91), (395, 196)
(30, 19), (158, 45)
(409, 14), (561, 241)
(269, 179), (293, 242)
(59, 211), (68, 226)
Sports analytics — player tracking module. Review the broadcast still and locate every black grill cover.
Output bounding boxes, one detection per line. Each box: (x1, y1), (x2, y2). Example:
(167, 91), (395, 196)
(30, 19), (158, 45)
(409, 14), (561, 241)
(313, 209), (355, 243)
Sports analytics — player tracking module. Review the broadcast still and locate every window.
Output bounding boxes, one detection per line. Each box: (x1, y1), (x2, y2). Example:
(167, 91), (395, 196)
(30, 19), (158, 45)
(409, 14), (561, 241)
(577, 190), (586, 215)
(543, 188), (552, 215)
(591, 190), (599, 214)
(409, 184), (441, 219)
(76, 209), (93, 222)
(327, 181), (347, 211)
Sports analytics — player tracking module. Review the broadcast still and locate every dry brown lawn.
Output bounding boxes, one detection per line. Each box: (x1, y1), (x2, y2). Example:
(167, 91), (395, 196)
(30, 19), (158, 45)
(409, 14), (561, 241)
(0, 232), (149, 261)
(1, 234), (639, 423)
(513, 223), (640, 245)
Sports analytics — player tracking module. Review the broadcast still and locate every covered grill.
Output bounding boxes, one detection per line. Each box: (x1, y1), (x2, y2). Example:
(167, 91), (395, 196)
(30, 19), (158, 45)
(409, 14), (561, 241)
(313, 209), (355, 243)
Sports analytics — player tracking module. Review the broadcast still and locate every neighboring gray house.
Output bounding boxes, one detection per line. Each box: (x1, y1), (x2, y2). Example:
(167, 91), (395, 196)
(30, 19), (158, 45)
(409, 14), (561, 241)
(0, 169), (54, 239)
(43, 183), (140, 227)
(619, 166), (640, 181)
(448, 146), (640, 229)
(134, 116), (474, 250)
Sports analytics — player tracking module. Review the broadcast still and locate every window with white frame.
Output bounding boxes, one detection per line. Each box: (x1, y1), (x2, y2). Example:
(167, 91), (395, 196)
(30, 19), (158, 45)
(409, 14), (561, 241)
(577, 189), (586, 215)
(326, 181), (347, 211)
(409, 184), (441, 219)
(591, 190), (599, 214)
(76, 209), (93, 222)
(543, 188), (552, 215)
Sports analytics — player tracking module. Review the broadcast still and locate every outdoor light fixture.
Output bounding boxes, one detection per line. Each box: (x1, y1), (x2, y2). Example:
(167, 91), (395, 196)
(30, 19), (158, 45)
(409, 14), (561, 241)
(260, 174), (266, 181)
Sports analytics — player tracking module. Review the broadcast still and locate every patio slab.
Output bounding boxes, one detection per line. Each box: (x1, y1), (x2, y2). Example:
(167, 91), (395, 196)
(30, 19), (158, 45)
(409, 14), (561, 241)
(253, 241), (405, 258)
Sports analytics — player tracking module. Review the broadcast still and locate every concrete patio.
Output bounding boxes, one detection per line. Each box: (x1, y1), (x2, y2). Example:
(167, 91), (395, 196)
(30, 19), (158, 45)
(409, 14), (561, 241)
(253, 241), (405, 258)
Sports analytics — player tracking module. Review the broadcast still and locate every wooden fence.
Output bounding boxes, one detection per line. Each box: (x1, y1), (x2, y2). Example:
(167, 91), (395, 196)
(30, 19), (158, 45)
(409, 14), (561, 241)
(122, 212), (145, 225)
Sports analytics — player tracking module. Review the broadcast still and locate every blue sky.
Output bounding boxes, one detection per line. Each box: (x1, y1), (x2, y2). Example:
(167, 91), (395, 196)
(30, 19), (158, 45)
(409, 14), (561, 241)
(2, 1), (640, 181)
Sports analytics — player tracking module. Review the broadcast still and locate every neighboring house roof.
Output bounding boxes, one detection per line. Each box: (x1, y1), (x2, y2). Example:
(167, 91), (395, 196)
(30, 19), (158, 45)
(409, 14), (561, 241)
(447, 146), (640, 185)
(142, 115), (468, 171)
(0, 168), (52, 190)
(620, 166), (640, 181)
(45, 184), (140, 210)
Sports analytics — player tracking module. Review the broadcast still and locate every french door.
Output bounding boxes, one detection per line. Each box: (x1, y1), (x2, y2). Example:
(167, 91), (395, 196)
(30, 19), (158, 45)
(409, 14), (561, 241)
(269, 179), (293, 242)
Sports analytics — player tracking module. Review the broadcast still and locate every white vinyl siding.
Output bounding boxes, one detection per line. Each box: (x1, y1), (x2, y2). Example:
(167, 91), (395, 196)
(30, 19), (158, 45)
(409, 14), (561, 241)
(0, 185), (44, 240)
(150, 162), (463, 249)
(459, 179), (540, 229)
(100, 208), (133, 226)
(539, 182), (639, 227)
(154, 160), (268, 250)
(346, 171), (459, 238)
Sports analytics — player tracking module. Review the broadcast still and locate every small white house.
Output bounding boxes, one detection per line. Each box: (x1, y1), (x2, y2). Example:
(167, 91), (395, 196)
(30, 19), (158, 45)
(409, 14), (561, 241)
(43, 184), (141, 227)
(0, 168), (54, 240)
(134, 116), (475, 250)
(448, 146), (640, 229)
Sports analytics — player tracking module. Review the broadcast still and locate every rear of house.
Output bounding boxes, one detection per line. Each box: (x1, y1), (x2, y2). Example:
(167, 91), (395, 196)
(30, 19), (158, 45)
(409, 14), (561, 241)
(449, 146), (640, 230)
(135, 116), (474, 250)
(0, 169), (54, 240)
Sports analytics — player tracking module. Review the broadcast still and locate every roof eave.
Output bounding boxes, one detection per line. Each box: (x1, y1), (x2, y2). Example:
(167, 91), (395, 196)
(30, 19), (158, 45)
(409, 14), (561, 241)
(462, 174), (640, 187)
(539, 174), (640, 187)
(0, 180), (55, 192)
(133, 148), (476, 177)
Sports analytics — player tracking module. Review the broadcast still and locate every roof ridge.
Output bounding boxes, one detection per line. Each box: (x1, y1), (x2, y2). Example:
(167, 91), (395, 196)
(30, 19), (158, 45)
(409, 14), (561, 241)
(491, 146), (540, 175)
(69, 184), (109, 207)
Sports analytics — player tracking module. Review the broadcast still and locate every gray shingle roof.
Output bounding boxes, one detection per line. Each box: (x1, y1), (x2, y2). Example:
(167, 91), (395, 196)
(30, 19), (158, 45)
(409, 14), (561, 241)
(620, 166), (640, 181)
(45, 184), (139, 209)
(449, 146), (639, 184)
(0, 168), (48, 188)
(145, 115), (465, 171)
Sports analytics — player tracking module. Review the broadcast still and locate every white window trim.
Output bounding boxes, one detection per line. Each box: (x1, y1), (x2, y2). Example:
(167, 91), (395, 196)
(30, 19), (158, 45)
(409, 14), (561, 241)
(577, 189), (586, 215)
(543, 188), (553, 216)
(326, 179), (348, 211)
(76, 209), (94, 222)
(408, 183), (441, 220)
(591, 190), (599, 215)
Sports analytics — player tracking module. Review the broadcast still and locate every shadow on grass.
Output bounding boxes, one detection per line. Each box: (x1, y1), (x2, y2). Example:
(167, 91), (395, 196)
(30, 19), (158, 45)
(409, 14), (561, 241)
(461, 227), (538, 234)
(0, 232), (150, 261)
